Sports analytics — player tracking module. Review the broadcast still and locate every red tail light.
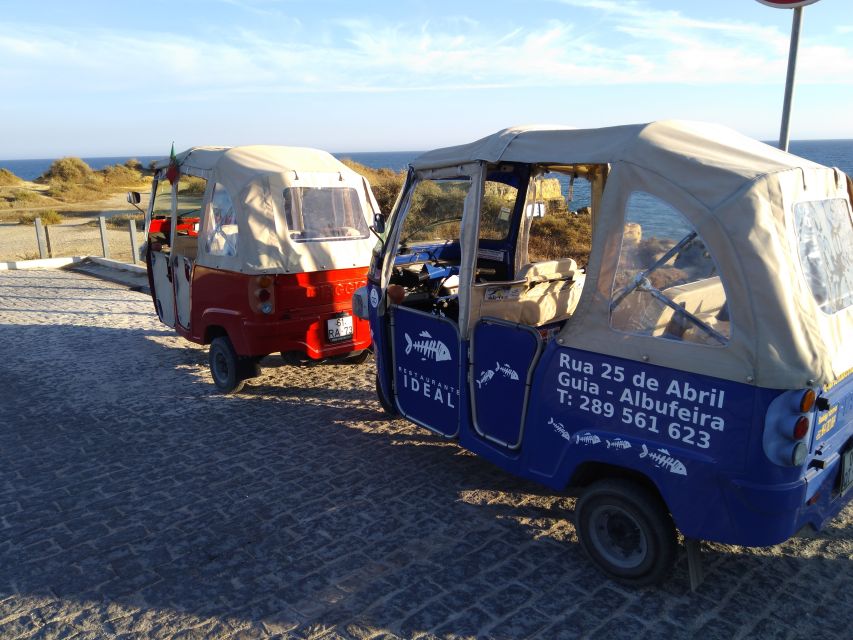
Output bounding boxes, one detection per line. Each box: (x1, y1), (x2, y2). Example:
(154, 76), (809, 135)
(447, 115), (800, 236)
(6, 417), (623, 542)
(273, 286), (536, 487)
(792, 416), (809, 440)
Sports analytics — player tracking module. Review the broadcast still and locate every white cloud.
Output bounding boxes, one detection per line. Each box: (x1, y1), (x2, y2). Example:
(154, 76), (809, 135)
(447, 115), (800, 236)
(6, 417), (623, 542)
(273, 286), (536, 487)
(0, 2), (851, 101)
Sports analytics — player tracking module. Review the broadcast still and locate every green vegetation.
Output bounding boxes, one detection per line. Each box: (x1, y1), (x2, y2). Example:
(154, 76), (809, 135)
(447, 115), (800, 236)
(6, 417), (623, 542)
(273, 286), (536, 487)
(18, 210), (63, 225)
(0, 168), (21, 186)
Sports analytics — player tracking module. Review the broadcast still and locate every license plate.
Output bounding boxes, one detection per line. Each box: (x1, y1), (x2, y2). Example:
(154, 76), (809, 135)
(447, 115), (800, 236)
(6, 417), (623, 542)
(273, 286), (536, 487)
(327, 315), (353, 343)
(841, 445), (853, 496)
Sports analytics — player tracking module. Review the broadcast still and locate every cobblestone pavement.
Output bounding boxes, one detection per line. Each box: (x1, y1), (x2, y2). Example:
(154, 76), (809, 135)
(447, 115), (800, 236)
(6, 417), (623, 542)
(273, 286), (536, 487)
(0, 269), (851, 640)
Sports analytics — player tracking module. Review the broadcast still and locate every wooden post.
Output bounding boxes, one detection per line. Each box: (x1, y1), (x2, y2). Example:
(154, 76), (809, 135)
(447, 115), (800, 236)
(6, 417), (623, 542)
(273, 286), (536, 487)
(34, 217), (48, 259)
(129, 219), (139, 264)
(44, 224), (53, 258)
(98, 215), (110, 258)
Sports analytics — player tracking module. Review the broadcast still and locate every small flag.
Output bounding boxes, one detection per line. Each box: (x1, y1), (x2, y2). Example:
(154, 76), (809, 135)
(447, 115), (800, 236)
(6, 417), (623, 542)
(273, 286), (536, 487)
(165, 142), (180, 184)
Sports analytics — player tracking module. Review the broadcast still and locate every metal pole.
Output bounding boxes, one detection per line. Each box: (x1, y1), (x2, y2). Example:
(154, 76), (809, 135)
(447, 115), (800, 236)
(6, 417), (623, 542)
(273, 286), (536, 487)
(129, 219), (139, 264)
(34, 217), (48, 259)
(779, 7), (804, 152)
(98, 215), (110, 258)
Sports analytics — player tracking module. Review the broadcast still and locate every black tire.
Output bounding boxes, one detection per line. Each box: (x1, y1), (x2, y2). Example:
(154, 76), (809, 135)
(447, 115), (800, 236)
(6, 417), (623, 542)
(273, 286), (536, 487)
(344, 350), (370, 365)
(238, 355), (262, 380)
(209, 336), (246, 394)
(575, 479), (677, 586)
(375, 374), (398, 417)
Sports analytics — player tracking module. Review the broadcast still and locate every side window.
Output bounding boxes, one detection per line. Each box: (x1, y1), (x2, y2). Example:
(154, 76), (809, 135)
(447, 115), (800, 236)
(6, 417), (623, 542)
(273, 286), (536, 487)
(792, 198), (853, 314)
(204, 183), (238, 256)
(526, 171), (592, 265)
(610, 192), (730, 346)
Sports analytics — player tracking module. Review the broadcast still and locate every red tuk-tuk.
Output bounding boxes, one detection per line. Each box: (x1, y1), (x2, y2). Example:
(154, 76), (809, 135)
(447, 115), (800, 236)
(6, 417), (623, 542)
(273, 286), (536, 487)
(136, 145), (379, 392)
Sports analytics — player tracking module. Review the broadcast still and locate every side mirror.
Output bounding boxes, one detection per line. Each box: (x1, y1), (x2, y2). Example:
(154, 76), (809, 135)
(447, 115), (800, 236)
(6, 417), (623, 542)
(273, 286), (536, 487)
(373, 213), (386, 234)
(127, 191), (141, 205)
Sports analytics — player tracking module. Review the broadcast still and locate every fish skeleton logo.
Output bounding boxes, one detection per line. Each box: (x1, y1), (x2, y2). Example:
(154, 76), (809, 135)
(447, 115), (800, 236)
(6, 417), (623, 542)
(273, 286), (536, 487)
(640, 444), (687, 476)
(606, 438), (632, 450)
(476, 361), (520, 389)
(574, 432), (601, 446)
(405, 331), (451, 362)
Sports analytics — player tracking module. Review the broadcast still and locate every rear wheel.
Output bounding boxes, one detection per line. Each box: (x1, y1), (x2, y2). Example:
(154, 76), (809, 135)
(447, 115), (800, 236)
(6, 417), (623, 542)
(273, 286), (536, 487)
(209, 336), (246, 393)
(575, 479), (677, 586)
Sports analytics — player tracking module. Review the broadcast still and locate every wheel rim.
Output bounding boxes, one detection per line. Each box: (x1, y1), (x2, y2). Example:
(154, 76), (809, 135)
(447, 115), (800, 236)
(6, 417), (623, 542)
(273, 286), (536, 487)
(212, 348), (230, 384)
(588, 503), (648, 570)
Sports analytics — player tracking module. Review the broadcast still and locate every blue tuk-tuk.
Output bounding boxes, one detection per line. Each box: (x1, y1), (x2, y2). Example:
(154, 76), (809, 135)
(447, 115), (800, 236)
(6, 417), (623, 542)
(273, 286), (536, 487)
(354, 121), (853, 584)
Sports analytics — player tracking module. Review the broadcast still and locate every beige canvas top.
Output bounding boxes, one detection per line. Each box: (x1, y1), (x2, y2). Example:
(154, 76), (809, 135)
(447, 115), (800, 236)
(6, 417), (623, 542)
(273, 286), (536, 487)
(401, 121), (852, 389)
(153, 145), (379, 274)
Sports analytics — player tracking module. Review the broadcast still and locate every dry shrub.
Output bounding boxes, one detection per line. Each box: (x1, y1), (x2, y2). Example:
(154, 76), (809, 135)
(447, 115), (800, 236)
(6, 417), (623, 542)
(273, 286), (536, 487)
(178, 176), (207, 195)
(40, 157), (92, 183)
(18, 210), (63, 225)
(45, 177), (105, 202)
(0, 168), (21, 186)
(101, 164), (143, 185)
(339, 159), (405, 216)
(528, 211), (592, 266)
(104, 213), (144, 229)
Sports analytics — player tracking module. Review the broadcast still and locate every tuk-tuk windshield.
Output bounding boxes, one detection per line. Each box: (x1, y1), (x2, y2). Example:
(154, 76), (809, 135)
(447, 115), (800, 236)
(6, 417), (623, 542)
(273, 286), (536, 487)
(400, 178), (470, 247)
(283, 186), (369, 242)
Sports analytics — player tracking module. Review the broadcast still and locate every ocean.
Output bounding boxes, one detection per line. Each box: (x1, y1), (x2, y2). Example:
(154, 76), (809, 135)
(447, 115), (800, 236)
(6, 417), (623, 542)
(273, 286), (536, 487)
(0, 151), (420, 182)
(1, 140), (851, 182)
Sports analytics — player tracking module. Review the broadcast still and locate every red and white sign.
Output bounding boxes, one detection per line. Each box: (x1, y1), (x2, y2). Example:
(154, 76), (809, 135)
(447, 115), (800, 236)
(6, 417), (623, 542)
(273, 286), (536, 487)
(755, 0), (820, 8)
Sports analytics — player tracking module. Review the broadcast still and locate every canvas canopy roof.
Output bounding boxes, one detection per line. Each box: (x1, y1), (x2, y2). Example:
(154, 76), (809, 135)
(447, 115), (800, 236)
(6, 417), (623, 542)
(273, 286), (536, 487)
(401, 121), (852, 389)
(152, 145), (379, 275)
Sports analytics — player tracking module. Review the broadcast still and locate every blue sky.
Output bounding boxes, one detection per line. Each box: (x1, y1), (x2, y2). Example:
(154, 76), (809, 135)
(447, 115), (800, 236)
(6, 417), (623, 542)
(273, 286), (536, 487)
(0, 0), (851, 158)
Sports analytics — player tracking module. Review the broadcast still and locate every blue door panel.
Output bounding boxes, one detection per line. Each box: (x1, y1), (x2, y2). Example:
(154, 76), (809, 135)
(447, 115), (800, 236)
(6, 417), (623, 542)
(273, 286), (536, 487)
(391, 306), (461, 437)
(471, 319), (541, 449)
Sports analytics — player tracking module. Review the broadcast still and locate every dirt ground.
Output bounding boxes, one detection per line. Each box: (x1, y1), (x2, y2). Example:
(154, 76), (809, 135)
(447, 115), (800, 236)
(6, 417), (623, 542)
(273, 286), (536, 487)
(0, 192), (147, 263)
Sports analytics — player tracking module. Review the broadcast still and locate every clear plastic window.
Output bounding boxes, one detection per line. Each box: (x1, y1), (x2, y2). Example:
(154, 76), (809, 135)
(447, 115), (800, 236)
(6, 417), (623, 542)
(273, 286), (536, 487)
(399, 178), (470, 246)
(283, 186), (369, 242)
(610, 191), (729, 346)
(204, 183), (238, 256)
(793, 198), (853, 314)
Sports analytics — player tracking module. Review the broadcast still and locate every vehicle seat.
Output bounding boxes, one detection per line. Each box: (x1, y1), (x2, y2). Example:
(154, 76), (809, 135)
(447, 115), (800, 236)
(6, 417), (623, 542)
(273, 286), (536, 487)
(516, 258), (583, 325)
(516, 258), (578, 284)
(471, 258), (585, 326)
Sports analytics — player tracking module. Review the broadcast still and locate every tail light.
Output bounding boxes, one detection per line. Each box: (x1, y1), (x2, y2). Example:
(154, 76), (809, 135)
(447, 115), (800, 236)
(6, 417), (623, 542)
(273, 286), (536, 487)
(252, 275), (275, 315)
(763, 388), (816, 467)
(799, 389), (816, 412)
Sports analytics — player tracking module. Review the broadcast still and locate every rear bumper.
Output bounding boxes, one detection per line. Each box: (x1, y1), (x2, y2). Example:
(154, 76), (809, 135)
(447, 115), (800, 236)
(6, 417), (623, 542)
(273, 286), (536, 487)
(242, 314), (371, 359)
(696, 465), (852, 547)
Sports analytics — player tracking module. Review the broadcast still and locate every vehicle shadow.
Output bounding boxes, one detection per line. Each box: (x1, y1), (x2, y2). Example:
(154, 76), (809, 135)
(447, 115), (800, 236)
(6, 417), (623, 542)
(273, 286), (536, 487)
(0, 322), (851, 639)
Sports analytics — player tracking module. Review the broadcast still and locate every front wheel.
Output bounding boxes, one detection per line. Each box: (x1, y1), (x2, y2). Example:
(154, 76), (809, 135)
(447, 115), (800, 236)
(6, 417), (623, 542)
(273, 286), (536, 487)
(209, 336), (246, 394)
(375, 374), (398, 417)
(575, 479), (677, 586)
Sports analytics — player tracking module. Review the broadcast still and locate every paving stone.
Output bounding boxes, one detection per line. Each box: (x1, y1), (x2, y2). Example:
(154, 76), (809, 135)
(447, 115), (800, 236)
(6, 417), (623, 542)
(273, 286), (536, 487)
(0, 269), (851, 639)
